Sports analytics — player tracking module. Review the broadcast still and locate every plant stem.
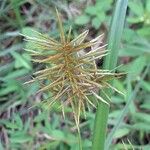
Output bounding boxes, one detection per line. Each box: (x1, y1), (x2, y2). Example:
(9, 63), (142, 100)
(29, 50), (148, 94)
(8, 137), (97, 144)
(92, 101), (109, 150)
(92, 0), (128, 150)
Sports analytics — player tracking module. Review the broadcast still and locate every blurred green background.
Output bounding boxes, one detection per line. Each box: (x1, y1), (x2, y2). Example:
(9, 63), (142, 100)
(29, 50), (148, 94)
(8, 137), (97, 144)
(0, 0), (150, 149)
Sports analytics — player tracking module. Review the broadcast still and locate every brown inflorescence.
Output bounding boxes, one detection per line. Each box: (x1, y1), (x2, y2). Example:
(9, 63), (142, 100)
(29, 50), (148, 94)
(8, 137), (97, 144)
(22, 9), (123, 127)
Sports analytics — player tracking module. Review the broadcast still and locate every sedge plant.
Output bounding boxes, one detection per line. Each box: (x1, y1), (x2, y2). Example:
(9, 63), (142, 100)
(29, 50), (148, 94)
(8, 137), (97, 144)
(22, 9), (124, 149)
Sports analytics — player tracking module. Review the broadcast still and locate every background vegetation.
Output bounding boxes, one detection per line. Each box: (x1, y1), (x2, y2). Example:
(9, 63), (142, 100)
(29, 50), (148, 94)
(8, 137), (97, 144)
(0, 0), (150, 149)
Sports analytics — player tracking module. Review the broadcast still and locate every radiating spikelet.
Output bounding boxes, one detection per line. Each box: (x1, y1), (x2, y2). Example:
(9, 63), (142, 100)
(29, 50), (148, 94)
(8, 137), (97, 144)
(22, 9), (124, 128)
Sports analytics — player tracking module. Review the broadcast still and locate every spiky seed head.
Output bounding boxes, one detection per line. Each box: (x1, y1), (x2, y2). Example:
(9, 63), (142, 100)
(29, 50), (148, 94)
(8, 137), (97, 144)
(22, 9), (123, 128)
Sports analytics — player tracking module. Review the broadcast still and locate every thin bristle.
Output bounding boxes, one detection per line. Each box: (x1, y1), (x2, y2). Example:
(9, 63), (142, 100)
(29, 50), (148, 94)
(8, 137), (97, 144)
(67, 26), (72, 43)
(55, 8), (65, 44)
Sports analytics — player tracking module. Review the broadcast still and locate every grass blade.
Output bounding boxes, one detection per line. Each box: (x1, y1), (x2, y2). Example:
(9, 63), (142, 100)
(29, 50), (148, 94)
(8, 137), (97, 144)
(92, 0), (128, 150)
(104, 0), (128, 70)
(105, 66), (149, 150)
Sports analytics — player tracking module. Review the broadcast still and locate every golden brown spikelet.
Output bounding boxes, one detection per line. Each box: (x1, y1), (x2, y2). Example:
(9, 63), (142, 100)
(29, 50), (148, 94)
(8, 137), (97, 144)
(22, 9), (124, 128)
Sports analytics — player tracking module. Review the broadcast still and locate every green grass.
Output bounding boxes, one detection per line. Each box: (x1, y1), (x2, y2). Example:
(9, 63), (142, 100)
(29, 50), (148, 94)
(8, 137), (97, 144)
(106, 65), (150, 150)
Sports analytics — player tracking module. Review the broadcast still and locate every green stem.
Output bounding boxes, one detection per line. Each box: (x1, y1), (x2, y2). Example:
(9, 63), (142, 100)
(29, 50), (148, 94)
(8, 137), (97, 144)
(92, 0), (128, 150)
(78, 129), (83, 150)
(92, 102), (109, 150)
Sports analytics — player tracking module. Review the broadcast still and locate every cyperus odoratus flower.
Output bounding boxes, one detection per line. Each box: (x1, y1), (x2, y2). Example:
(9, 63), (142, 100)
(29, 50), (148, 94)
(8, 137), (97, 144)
(22, 9), (123, 127)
